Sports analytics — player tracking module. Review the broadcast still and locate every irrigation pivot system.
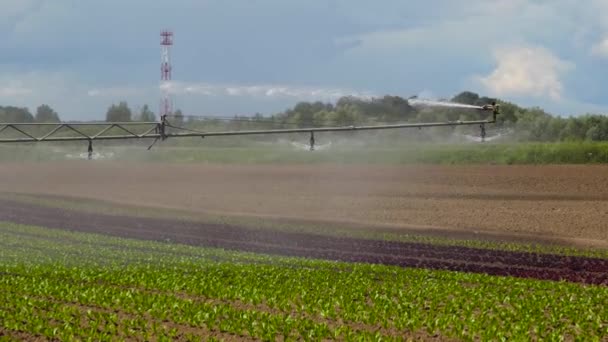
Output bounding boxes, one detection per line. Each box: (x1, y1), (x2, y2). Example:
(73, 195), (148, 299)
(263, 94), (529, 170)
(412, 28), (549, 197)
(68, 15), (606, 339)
(0, 29), (500, 159)
(0, 104), (499, 159)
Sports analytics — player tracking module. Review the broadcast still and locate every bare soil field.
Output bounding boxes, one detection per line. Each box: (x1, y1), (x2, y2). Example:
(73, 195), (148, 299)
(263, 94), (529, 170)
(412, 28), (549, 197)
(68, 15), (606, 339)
(1, 162), (607, 244)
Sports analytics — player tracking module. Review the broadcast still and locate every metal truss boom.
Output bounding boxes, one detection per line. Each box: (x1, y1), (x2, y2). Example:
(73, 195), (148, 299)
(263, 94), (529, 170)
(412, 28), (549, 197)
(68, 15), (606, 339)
(0, 118), (495, 143)
(166, 119), (495, 138)
(0, 122), (160, 143)
(0, 105), (499, 157)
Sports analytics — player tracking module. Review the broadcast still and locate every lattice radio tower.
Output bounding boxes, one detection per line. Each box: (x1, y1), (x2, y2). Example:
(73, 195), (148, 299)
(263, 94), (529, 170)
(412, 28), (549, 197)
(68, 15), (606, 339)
(160, 30), (174, 120)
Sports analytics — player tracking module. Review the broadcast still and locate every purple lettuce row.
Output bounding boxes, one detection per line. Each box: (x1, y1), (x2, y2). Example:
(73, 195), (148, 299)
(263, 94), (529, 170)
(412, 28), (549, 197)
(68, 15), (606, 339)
(163, 222), (607, 273)
(176, 237), (607, 286)
(177, 227), (608, 274)
(4, 199), (606, 286)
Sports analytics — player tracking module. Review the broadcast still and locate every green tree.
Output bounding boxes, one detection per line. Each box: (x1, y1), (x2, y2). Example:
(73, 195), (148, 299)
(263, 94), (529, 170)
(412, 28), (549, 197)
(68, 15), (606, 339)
(378, 96), (415, 122)
(105, 102), (132, 122)
(475, 96), (498, 106)
(328, 107), (358, 126)
(494, 101), (519, 124)
(586, 126), (601, 141)
(35, 104), (60, 123)
(201, 89), (608, 143)
(313, 110), (330, 126)
(451, 91), (480, 105)
(335, 96), (414, 122)
(293, 102), (315, 127)
(0, 106), (34, 123)
(559, 119), (586, 141)
(544, 117), (567, 141)
(172, 109), (184, 127)
(138, 104), (156, 122)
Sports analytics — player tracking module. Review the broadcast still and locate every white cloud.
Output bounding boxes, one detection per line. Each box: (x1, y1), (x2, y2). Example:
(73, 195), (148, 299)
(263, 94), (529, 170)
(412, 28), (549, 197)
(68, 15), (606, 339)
(86, 86), (145, 98)
(0, 71), (71, 100)
(0, 75), (377, 120)
(4, 1), (608, 116)
(591, 38), (608, 58)
(162, 81), (375, 101)
(476, 46), (573, 100)
(0, 82), (32, 97)
(1, 0), (42, 19)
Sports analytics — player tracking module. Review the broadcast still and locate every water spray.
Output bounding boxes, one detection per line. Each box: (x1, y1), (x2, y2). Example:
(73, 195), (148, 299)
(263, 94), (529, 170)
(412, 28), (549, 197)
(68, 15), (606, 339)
(409, 99), (485, 110)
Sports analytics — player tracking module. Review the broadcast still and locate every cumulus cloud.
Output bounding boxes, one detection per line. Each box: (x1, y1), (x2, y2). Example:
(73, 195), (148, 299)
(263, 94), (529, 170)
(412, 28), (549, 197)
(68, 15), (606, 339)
(476, 46), (573, 100)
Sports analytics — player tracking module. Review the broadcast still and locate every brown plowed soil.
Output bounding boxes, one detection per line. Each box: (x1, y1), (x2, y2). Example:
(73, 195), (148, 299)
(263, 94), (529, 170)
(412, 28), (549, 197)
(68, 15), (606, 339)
(1, 162), (608, 243)
(2, 162), (608, 285)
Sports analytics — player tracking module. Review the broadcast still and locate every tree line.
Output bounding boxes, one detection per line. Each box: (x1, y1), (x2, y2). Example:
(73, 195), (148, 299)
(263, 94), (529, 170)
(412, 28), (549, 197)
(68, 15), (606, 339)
(0, 102), (182, 124)
(105, 102), (187, 124)
(0, 105), (60, 123)
(3, 92), (608, 142)
(238, 91), (608, 142)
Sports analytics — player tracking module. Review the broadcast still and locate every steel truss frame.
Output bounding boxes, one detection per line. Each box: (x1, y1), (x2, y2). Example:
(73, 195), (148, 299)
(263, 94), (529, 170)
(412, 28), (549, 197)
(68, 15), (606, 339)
(0, 105), (499, 158)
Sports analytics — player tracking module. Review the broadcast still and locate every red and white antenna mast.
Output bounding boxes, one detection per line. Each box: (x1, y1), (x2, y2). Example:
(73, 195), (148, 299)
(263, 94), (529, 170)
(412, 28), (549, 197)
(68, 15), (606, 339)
(160, 30), (173, 120)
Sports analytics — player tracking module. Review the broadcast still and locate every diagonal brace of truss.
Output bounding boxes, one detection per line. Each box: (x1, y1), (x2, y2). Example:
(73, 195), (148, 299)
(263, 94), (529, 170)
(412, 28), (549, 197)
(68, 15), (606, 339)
(0, 122), (162, 143)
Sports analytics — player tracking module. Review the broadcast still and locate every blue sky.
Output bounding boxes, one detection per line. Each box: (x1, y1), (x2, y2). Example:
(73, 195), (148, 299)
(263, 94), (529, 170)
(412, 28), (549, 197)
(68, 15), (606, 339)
(2, 0), (608, 120)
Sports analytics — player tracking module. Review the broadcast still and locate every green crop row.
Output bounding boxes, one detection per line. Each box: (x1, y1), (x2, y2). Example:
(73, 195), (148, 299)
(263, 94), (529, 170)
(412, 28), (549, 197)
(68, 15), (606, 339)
(1, 222), (607, 341)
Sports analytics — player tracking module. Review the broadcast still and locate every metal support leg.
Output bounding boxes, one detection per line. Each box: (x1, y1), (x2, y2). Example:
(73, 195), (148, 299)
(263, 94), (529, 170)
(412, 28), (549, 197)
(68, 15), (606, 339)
(149, 121), (166, 150)
(147, 137), (160, 150)
(160, 115), (167, 141)
(480, 124), (486, 143)
(309, 131), (315, 151)
(492, 102), (500, 122)
(87, 140), (93, 160)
